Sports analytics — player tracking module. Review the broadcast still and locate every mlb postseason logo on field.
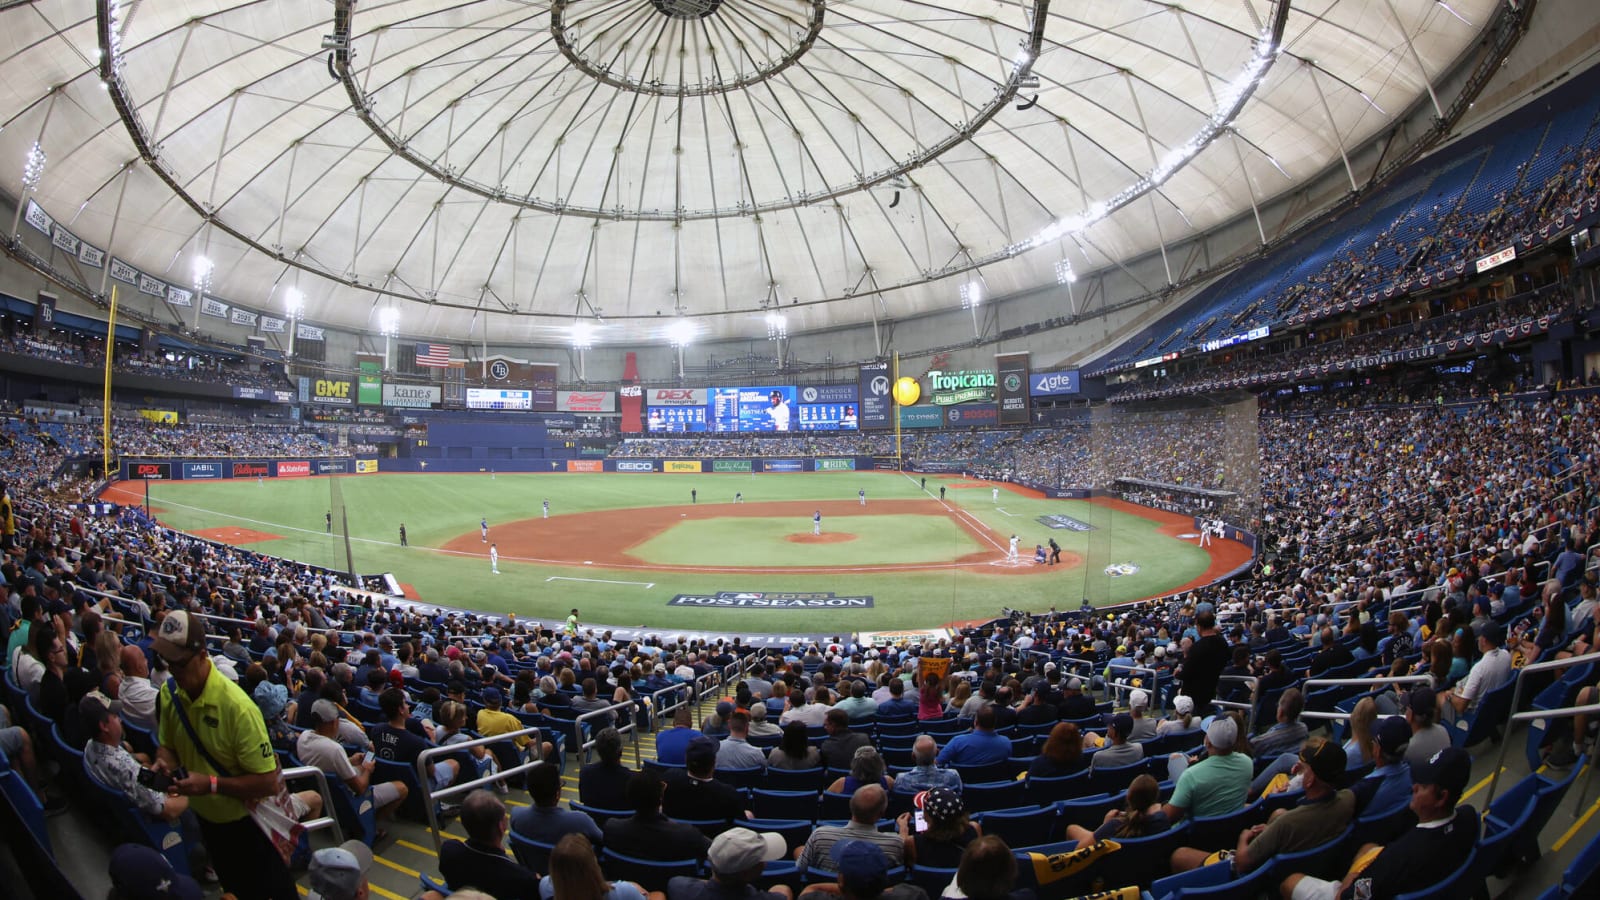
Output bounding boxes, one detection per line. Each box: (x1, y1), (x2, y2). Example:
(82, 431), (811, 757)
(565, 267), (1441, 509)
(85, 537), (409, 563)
(1037, 514), (1096, 531)
(668, 592), (875, 609)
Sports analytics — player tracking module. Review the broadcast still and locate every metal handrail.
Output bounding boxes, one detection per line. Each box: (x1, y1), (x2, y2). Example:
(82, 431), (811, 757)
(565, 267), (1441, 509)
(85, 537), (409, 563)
(1485, 649), (1600, 804)
(573, 699), (642, 768)
(692, 669), (722, 726)
(1298, 674), (1432, 721)
(414, 726), (547, 853)
(1104, 666), (1164, 713)
(1211, 674), (1260, 732)
(280, 764), (344, 846)
(1483, 702), (1600, 815)
(649, 683), (692, 730)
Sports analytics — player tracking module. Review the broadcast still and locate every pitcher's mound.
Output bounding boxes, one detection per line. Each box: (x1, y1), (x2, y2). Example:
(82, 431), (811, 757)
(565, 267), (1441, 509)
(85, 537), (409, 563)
(786, 532), (857, 544)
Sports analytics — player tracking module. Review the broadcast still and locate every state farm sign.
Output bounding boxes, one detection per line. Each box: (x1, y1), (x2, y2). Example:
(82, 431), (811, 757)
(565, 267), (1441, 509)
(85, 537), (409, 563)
(647, 388), (707, 406)
(557, 390), (616, 413)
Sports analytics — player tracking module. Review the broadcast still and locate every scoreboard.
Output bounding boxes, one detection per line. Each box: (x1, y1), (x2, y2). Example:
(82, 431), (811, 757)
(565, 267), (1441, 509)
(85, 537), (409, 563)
(466, 388), (532, 410)
(796, 403), (859, 431)
(645, 384), (856, 432)
(646, 406), (709, 432)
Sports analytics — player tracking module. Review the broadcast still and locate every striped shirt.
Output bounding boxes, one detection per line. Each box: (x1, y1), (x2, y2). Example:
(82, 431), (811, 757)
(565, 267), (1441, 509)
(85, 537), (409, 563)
(796, 820), (905, 872)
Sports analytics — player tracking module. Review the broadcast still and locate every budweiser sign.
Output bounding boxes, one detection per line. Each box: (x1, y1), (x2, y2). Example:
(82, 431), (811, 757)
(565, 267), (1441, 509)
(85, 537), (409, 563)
(557, 390), (616, 413)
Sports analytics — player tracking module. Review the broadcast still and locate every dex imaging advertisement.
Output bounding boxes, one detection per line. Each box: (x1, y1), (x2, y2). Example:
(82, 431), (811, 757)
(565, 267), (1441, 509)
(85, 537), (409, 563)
(711, 386), (798, 432)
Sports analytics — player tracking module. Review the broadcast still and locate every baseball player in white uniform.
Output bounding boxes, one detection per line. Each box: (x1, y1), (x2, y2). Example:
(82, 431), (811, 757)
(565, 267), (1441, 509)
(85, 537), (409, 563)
(543, 498), (550, 519)
(1008, 534), (1019, 562)
(1199, 521), (1212, 547)
(858, 488), (866, 506)
(993, 487), (999, 503)
(490, 542), (500, 574)
(813, 510), (822, 535)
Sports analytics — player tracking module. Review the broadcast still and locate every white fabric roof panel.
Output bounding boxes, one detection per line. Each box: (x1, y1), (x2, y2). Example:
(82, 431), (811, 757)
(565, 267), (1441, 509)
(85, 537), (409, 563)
(0, 0), (1498, 342)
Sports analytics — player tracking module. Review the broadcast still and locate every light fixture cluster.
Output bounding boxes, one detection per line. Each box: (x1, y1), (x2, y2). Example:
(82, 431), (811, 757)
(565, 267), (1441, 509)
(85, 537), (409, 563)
(21, 142), (46, 192)
(192, 256), (214, 295)
(666, 318), (695, 347)
(105, 0), (126, 82)
(570, 321), (595, 349)
(959, 280), (983, 310)
(283, 286), (305, 319)
(765, 311), (788, 341)
(1055, 258), (1077, 285)
(378, 307), (400, 337)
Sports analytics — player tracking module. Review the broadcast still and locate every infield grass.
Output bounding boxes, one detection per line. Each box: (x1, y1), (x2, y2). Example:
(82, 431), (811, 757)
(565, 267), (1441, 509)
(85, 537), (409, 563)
(134, 471), (1215, 632)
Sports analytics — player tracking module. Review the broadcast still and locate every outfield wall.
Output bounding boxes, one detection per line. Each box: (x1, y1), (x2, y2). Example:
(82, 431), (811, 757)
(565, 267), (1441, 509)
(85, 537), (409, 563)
(119, 455), (879, 478)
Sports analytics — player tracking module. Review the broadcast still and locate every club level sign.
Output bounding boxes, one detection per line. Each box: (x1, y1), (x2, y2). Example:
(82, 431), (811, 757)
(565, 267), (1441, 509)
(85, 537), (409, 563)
(667, 591), (875, 609)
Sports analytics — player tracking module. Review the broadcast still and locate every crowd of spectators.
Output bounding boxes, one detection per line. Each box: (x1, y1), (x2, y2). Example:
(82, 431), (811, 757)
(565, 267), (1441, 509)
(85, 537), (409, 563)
(0, 324), (286, 390)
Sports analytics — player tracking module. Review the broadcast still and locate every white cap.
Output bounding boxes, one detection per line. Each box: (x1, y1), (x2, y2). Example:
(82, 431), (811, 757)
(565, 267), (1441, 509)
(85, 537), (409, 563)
(1129, 689), (1150, 710)
(1173, 695), (1194, 715)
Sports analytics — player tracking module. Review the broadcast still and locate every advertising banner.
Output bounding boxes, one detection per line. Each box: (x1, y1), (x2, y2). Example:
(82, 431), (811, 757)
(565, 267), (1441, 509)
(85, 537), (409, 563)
(231, 461), (270, 478)
(815, 458), (855, 471)
(541, 414), (580, 430)
(615, 460), (656, 472)
(944, 405), (997, 426)
(234, 386), (267, 400)
(858, 362), (891, 429)
(763, 459), (804, 472)
(127, 461), (171, 480)
(271, 389), (295, 404)
(647, 387), (708, 406)
(566, 460), (604, 473)
(664, 460), (703, 473)
(315, 459), (350, 475)
(799, 384), (858, 404)
(137, 409), (178, 424)
(712, 459), (754, 472)
(181, 462), (224, 480)
(557, 390), (616, 413)
(928, 369), (995, 405)
(355, 459), (379, 474)
(312, 378), (354, 405)
(383, 383), (441, 408)
(275, 460), (312, 477)
(1029, 369), (1080, 396)
(996, 352), (1030, 425)
(897, 405), (944, 428)
(357, 358), (382, 406)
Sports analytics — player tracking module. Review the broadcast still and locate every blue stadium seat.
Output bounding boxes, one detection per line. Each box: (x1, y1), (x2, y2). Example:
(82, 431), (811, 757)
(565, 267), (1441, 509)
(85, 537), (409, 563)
(601, 849), (703, 892)
(508, 830), (556, 874)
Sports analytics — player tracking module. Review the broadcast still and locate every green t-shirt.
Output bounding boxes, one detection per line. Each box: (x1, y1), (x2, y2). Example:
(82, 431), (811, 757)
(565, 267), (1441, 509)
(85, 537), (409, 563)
(1170, 751), (1253, 819)
(158, 662), (279, 823)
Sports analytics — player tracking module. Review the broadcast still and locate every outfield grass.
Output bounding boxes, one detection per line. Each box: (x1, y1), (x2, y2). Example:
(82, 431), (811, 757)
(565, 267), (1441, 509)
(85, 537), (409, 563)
(138, 472), (1212, 632)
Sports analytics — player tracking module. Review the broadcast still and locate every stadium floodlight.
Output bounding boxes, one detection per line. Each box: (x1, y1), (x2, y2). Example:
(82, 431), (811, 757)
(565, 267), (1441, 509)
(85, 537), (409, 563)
(283, 286), (305, 319)
(191, 256), (214, 295)
(1055, 258), (1077, 284)
(378, 307), (400, 337)
(570, 320), (595, 349)
(21, 142), (46, 192)
(959, 280), (983, 310)
(666, 318), (695, 347)
(765, 311), (787, 341)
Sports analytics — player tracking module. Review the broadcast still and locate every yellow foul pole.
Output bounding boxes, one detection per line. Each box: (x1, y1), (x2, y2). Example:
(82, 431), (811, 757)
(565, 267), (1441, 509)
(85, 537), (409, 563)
(893, 351), (901, 462)
(102, 286), (118, 478)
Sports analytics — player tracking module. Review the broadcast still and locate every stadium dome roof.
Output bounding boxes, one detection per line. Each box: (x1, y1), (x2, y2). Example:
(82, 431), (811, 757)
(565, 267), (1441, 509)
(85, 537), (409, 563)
(0, 0), (1496, 344)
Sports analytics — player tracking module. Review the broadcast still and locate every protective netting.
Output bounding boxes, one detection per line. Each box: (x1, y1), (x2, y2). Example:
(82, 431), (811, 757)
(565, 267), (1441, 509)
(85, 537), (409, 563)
(1087, 396), (1261, 526)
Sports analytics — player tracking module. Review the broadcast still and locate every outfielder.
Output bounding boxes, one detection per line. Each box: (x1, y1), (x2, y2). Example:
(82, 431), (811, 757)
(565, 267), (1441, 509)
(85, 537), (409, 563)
(543, 498), (550, 519)
(992, 487), (999, 503)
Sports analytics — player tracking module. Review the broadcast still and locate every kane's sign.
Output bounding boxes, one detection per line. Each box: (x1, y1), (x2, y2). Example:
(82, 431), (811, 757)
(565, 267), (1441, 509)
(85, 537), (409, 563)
(667, 591), (875, 609)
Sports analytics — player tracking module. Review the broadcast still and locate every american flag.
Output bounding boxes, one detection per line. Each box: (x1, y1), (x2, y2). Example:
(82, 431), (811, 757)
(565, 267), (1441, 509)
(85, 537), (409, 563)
(415, 342), (450, 367)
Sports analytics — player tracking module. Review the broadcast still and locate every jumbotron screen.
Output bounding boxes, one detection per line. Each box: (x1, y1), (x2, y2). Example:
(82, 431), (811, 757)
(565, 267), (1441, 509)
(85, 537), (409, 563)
(646, 406), (709, 432)
(796, 403), (859, 431)
(710, 386), (798, 432)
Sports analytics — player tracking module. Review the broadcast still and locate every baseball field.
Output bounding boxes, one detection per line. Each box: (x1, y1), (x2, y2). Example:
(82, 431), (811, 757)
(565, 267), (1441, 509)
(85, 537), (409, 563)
(101, 471), (1248, 633)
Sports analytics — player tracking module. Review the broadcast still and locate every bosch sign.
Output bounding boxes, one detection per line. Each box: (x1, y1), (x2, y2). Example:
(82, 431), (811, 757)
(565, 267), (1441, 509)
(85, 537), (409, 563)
(945, 405), (997, 425)
(129, 462), (171, 480)
(648, 388), (708, 406)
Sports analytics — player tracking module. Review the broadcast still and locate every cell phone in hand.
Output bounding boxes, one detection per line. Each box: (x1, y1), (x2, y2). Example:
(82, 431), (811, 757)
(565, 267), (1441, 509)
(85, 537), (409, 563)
(913, 810), (928, 833)
(137, 767), (185, 791)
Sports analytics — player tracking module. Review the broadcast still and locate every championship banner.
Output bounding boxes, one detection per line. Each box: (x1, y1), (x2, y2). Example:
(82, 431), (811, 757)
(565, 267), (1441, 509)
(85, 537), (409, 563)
(22, 199), (53, 235)
(996, 352), (1030, 425)
(165, 286), (193, 307)
(260, 316), (286, 334)
(230, 308), (258, 327)
(566, 460), (604, 473)
(79, 241), (105, 268)
(557, 390), (615, 412)
(138, 273), (167, 298)
(664, 460), (703, 473)
(50, 224), (79, 255)
(355, 459), (379, 474)
(200, 297), (229, 318)
(109, 257), (139, 284)
(296, 322), (325, 341)
(858, 362), (891, 429)
(33, 293), (56, 333)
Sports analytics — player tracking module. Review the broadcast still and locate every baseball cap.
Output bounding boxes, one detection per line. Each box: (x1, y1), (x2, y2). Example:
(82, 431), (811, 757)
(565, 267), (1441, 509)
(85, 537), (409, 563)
(831, 840), (890, 894)
(654, 663), (667, 674)
(307, 840), (374, 900)
(151, 611), (207, 662)
(686, 735), (720, 768)
(1412, 746), (1473, 800)
(1299, 738), (1347, 784)
(1173, 695), (1194, 716)
(708, 827), (786, 874)
(1408, 686), (1436, 715)
(920, 787), (962, 824)
(1477, 622), (1507, 645)
(1110, 713), (1135, 738)
(311, 699), (342, 724)
(109, 843), (203, 900)
(1206, 716), (1238, 751)
(716, 700), (735, 719)
(1129, 689), (1150, 710)
(1374, 716), (1412, 756)
(481, 687), (503, 705)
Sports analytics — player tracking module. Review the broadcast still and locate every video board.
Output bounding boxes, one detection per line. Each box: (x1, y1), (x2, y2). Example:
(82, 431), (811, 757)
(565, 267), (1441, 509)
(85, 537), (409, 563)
(646, 405), (710, 432)
(643, 385), (859, 433)
(796, 403), (859, 431)
(711, 386), (798, 432)
(466, 388), (532, 410)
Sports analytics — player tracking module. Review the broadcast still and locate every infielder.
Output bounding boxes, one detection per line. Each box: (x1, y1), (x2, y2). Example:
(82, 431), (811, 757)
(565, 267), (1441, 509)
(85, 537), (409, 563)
(481, 517), (489, 542)
(735, 492), (743, 503)
(992, 487), (999, 503)
(813, 510), (822, 535)
(490, 542), (499, 574)
(1008, 534), (1019, 562)
(543, 499), (550, 519)
(858, 488), (866, 506)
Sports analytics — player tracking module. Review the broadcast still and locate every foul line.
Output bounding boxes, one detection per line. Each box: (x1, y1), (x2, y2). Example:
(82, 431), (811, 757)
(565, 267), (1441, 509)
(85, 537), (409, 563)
(547, 576), (654, 589)
(996, 507), (1023, 517)
(903, 470), (1010, 556)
